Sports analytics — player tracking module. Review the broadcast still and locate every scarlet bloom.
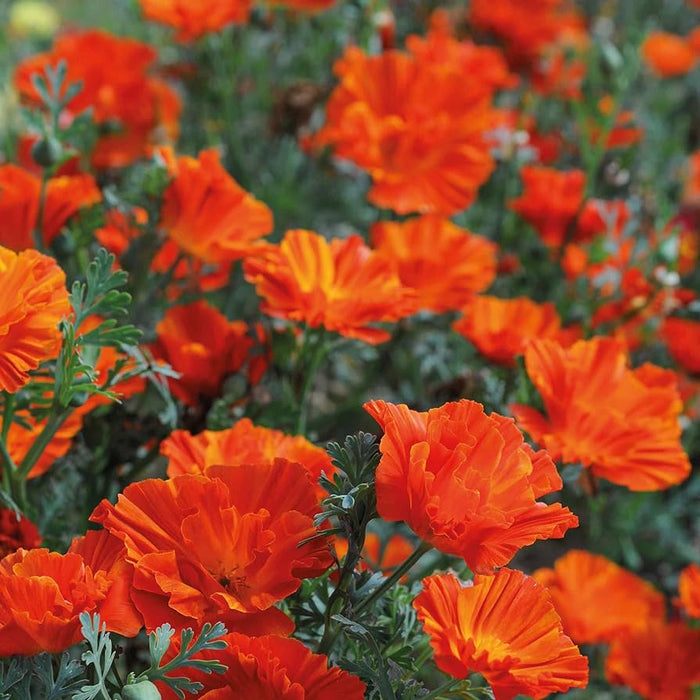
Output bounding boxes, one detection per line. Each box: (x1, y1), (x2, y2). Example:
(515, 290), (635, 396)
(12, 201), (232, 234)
(139, 0), (251, 41)
(414, 570), (588, 700)
(453, 295), (567, 367)
(509, 166), (585, 248)
(0, 548), (139, 655)
(244, 229), (415, 344)
(0, 509), (41, 558)
(0, 165), (102, 251)
(678, 563), (700, 618)
(533, 550), (665, 644)
(314, 24), (510, 215)
(160, 418), (334, 498)
(2, 409), (83, 478)
(364, 399), (578, 573)
(511, 337), (691, 491)
(152, 300), (262, 405)
(95, 207), (148, 257)
(662, 317), (700, 375)
(14, 30), (181, 168)
(605, 620), (700, 700)
(0, 246), (70, 393)
(371, 216), (498, 313)
(641, 31), (698, 78)
(91, 460), (332, 633)
(159, 633), (366, 699)
(159, 149), (273, 264)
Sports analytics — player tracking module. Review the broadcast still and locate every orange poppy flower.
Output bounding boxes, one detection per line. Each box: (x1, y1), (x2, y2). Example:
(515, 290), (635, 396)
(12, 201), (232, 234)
(3, 409), (83, 479)
(679, 563), (700, 618)
(0, 246), (70, 393)
(0, 165), (101, 251)
(662, 317), (700, 375)
(371, 216), (498, 313)
(160, 418), (333, 498)
(509, 166), (585, 248)
(243, 229), (415, 344)
(0, 509), (41, 558)
(91, 460), (332, 633)
(158, 633), (366, 699)
(159, 149), (273, 264)
(95, 207), (148, 257)
(314, 24), (508, 215)
(14, 30), (181, 168)
(68, 529), (143, 638)
(364, 399), (578, 573)
(641, 31), (698, 78)
(533, 550), (665, 644)
(453, 295), (566, 367)
(414, 570), (588, 700)
(152, 300), (261, 406)
(139, 0), (251, 41)
(0, 547), (139, 655)
(511, 337), (691, 491)
(605, 620), (700, 700)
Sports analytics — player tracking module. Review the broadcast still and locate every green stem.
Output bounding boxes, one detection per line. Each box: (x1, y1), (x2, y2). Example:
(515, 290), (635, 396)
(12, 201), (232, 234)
(0, 438), (17, 495)
(355, 541), (431, 615)
(33, 169), (49, 253)
(295, 328), (329, 435)
(420, 679), (462, 700)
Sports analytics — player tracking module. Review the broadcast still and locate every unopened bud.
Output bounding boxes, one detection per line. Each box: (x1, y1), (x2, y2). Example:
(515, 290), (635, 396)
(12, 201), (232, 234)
(120, 680), (162, 700)
(31, 135), (62, 168)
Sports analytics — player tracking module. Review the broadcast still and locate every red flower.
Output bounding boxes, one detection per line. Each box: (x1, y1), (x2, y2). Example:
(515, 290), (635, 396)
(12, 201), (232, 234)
(511, 337), (691, 491)
(91, 460), (332, 633)
(533, 550), (666, 644)
(244, 229), (415, 344)
(364, 399), (578, 572)
(641, 31), (698, 78)
(0, 509), (41, 558)
(662, 317), (700, 375)
(414, 570), (588, 700)
(678, 563), (700, 618)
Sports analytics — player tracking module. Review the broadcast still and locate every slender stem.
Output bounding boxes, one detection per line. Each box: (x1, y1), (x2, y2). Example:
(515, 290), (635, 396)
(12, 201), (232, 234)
(15, 410), (69, 483)
(355, 541), (432, 614)
(33, 169), (49, 253)
(2, 393), (15, 442)
(295, 328), (329, 435)
(419, 679), (462, 700)
(0, 438), (17, 495)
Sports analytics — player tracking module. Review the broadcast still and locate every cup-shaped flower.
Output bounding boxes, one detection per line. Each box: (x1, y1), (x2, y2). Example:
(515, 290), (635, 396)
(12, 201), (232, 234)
(0, 246), (70, 393)
(414, 569), (588, 700)
(533, 550), (666, 644)
(364, 399), (578, 572)
(90, 459), (333, 634)
(244, 229), (415, 344)
(511, 337), (692, 491)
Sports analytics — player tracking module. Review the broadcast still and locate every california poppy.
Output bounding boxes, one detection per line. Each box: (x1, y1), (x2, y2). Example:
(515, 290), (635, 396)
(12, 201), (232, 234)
(160, 418), (334, 497)
(678, 563), (700, 618)
(314, 24), (509, 215)
(158, 633), (366, 699)
(138, 0), (251, 41)
(0, 547), (138, 655)
(364, 399), (578, 572)
(641, 31), (698, 78)
(414, 570), (589, 700)
(533, 550), (666, 644)
(159, 149), (273, 265)
(511, 337), (691, 491)
(152, 300), (261, 406)
(371, 215), (498, 313)
(662, 317), (700, 375)
(509, 166), (585, 248)
(605, 619), (700, 700)
(91, 460), (332, 633)
(0, 165), (101, 251)
(244, 229), (415, 344)
(0, 246), (70, 393)
(14, 30), (181, 168)
(0, 509), (41, 558)
(453, 295), (566, 367)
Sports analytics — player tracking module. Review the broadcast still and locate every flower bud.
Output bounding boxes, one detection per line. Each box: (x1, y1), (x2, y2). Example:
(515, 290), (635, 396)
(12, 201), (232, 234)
(31, 135), (63, 168)
(120, 680), (162, 700)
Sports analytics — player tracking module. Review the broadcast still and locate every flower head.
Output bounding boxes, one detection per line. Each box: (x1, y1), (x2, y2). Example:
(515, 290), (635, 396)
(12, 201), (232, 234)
(364, 399), (578, 572)
(244, 229), (415, 344)
(641, 31), (698, 78)
(414, 570), (588, 700)
(0, 246), (70, 393)
(14, 30), (180, 168)
(0, 509), (41, 558)
(533, 550), (666, 644)
(511, 337), (691, 491)
(159, 149), (273, 264)
(91, 460), (332, 633)
(662, 317), (700, 375)
(371, 215), (498, 313)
